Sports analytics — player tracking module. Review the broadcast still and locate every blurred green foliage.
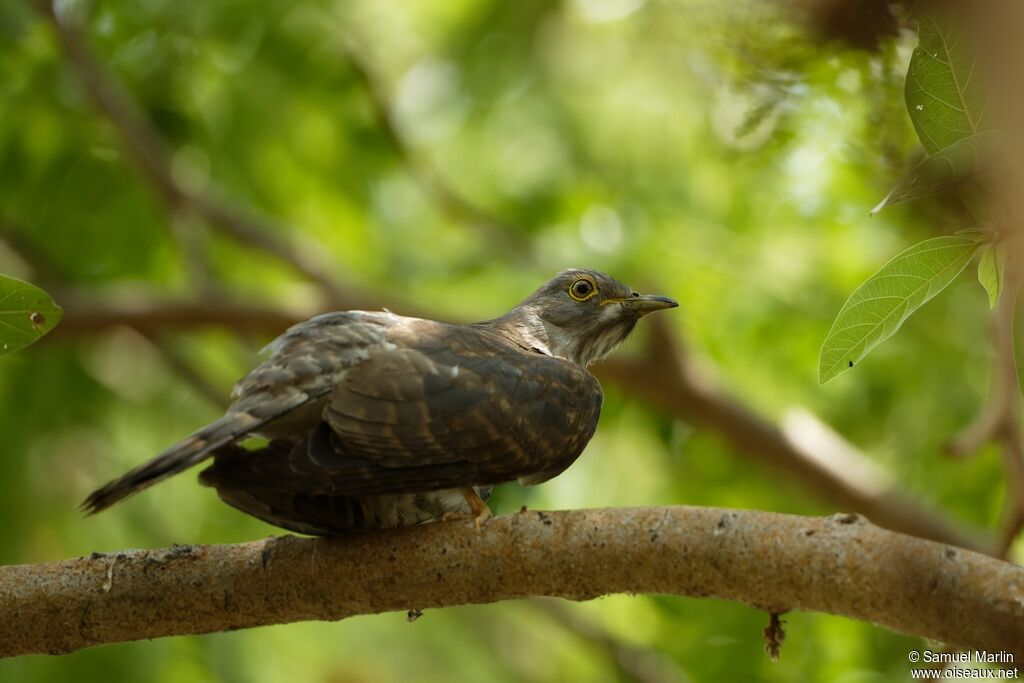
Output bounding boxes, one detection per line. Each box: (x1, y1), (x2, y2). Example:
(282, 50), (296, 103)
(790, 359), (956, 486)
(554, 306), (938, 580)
(0, 0), (1011, 680)
(904, 16), (983, 155)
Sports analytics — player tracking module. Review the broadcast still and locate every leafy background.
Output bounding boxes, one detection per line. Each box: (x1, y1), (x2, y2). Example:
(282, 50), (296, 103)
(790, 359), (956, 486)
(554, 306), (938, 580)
(0, 0), (1013, 681)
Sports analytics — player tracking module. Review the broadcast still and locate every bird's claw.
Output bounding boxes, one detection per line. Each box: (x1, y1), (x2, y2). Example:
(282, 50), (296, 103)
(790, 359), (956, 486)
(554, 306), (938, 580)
(473, 507), (493, 532)
(460, 488), (492, 532)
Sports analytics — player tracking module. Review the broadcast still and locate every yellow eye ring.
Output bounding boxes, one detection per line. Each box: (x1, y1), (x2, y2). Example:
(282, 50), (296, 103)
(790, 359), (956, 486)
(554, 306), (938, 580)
(568, 277), (598, 301)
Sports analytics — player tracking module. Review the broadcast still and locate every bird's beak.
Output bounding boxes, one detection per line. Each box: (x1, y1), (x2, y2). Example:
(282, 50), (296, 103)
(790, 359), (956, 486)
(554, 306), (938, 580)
(618, 294), (679, 316)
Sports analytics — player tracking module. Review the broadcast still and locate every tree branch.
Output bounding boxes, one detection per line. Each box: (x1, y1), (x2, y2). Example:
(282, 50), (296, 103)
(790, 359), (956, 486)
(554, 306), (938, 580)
(1, 507), (1020, 659)
(49, 296), (310, 339)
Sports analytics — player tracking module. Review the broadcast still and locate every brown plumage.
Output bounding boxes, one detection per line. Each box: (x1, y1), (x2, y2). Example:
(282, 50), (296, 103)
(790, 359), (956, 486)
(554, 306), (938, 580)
(82, 269), (677, 534)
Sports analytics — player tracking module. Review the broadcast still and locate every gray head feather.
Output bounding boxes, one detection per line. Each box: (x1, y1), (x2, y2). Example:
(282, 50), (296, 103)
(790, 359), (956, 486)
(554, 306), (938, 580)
(485, 269), (677, 366)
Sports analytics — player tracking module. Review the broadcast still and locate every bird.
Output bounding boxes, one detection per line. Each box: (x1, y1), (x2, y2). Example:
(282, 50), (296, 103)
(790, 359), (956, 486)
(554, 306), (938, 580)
(82, 269), (677, 535)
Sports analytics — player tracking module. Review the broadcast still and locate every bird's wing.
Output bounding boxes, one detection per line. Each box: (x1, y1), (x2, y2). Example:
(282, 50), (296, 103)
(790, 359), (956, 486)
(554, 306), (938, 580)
(232, 310), (397, 409)
(84, 311), (396, 512)
(212, 319), (601, 496)
(322, 319), (602, 492)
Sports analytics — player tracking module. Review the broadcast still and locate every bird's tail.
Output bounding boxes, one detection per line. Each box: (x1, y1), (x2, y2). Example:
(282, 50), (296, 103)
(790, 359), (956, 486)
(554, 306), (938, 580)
(81, 411), (267, 514)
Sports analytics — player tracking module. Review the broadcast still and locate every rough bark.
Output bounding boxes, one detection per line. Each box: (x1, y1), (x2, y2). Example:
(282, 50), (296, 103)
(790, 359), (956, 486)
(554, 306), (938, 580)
(1, 507), (1021, 659)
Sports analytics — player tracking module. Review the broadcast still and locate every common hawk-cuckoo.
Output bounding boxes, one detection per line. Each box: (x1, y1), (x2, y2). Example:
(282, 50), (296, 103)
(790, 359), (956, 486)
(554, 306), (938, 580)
(83, 269), (677, 534)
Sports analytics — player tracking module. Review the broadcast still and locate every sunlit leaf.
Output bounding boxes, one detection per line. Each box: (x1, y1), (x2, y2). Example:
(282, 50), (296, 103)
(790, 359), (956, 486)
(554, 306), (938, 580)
(977, 242), (1005, 309)
(819, 236), (983, 383)
(0, 275), (62, 355)
(870, 132), (996, 215)
(905, 16), (984, 154)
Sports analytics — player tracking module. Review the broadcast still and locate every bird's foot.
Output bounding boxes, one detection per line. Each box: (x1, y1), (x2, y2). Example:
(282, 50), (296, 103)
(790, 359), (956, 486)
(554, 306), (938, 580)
(462, 488), (493, 531)
(473, 508), (493, 531)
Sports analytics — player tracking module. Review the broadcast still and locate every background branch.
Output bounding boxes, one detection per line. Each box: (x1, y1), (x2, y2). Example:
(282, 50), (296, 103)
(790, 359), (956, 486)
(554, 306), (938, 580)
(2, 507), (1020, 659)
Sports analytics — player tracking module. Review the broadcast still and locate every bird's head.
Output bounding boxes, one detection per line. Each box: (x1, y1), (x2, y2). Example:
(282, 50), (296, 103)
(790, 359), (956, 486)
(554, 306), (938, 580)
(495, 268), (678, 366)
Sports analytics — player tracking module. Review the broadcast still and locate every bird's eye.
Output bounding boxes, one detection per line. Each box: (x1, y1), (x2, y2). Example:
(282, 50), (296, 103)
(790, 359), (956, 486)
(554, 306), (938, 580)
(568, 277), (597, 301)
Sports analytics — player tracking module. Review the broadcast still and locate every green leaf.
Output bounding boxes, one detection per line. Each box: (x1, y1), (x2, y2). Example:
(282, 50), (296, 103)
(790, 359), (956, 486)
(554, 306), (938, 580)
(0, 275), (62, 355)
(819, 236), (984, 383)
(977, 242), (1005, 309)
(1015, 289), (1024, 399)
(905, 16), (984, 154)
(870, 132), (996, 215)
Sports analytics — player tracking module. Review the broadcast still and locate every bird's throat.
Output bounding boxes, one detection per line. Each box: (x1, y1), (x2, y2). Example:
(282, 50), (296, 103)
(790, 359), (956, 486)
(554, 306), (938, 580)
(485, 306), (633, 367)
